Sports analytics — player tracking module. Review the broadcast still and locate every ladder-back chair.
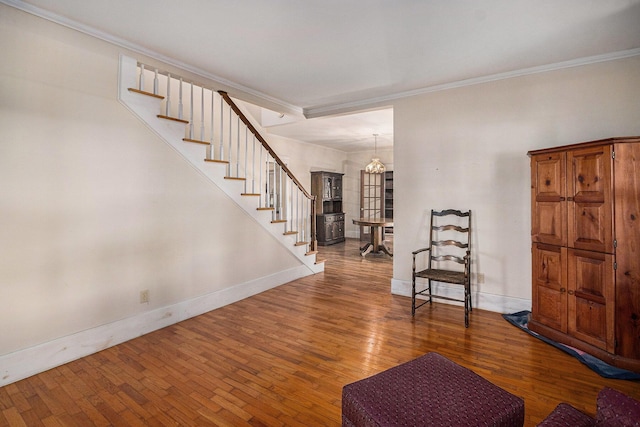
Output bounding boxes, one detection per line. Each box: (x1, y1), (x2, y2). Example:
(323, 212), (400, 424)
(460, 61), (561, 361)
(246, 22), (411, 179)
(412, 209), (472, 327)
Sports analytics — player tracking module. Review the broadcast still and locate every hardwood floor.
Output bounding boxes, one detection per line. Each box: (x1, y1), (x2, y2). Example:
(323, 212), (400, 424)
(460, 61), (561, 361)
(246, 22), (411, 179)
(1, 238), (638, 426)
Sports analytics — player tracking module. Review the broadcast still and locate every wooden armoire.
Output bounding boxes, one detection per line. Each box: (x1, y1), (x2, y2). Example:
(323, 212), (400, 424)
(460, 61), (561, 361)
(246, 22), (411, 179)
(528, 136), (640, 372)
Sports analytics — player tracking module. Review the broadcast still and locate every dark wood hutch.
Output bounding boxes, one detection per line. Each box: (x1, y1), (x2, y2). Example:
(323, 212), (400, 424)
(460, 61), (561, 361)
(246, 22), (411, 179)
(311, 171), (345, 246)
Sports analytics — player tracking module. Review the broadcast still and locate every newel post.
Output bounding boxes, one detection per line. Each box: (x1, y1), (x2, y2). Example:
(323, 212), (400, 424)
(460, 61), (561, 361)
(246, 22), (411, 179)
(310, 195), (317, 252)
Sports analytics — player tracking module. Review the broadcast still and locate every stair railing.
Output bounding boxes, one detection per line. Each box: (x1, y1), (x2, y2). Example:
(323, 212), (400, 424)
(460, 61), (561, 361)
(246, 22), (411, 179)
(133, 62), (317, 251)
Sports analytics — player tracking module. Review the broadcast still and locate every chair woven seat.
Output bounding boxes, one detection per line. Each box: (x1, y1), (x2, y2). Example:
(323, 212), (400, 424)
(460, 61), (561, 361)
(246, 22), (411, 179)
(414, 268), (466, 284)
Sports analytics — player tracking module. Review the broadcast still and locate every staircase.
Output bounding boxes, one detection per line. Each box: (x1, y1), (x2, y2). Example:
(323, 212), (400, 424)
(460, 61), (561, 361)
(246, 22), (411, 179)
(117, 55), (324, 274)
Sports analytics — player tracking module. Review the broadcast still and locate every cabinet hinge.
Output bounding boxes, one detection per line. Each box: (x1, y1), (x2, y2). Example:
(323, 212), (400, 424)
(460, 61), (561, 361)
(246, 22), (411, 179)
(614, 262), (617, 270)
(612, 151), (615, 159)
(614, 239), (617, 248)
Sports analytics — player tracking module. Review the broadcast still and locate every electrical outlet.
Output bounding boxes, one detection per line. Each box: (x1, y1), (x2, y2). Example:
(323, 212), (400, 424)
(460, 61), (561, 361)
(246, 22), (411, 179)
(476, 273), (485, 284)
(140, 290), (150, 304)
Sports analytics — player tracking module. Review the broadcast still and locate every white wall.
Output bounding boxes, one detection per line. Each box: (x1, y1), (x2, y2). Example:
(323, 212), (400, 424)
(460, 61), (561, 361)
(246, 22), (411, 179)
(238, 101), (347, 188)
(0, 4), (335, 384)
(391, 56), (640, 313)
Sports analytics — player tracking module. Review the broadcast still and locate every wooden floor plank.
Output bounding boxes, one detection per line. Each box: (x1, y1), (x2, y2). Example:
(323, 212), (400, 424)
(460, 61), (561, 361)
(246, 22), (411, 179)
(1, 238), (639, 426)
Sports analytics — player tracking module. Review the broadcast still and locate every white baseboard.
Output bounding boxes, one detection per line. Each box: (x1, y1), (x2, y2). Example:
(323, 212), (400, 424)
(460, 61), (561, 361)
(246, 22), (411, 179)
(391, 278), (531, 314)
(0, 265), (310, 387)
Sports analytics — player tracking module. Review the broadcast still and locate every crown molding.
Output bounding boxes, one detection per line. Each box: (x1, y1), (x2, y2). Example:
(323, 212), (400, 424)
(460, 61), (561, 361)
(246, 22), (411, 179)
(4, 0), (639, 120)
(304, 47), (640, 118)
(1, 0), (304, 117)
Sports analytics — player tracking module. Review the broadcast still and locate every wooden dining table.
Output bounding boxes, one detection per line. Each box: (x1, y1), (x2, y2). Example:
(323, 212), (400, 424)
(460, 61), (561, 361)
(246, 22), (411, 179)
(352, 217), (393, 257)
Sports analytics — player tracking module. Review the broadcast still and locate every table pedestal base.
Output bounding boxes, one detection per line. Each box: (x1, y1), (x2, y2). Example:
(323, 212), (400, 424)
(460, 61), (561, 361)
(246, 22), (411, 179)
(360, 225), (393, 257)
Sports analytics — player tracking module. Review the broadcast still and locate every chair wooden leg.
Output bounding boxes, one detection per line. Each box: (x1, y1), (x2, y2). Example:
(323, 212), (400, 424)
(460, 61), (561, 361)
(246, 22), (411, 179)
(464, 289), (469, 328)
(411, 276), (416, 316)
(464, 284), (470, 328)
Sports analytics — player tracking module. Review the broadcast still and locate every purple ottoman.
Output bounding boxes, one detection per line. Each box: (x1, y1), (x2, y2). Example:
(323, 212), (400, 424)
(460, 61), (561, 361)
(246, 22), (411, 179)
(342, 352), (524, 427)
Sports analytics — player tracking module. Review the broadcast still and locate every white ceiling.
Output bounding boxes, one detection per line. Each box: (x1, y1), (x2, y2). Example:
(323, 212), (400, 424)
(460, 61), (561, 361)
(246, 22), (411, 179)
(8, 0), (640, 152)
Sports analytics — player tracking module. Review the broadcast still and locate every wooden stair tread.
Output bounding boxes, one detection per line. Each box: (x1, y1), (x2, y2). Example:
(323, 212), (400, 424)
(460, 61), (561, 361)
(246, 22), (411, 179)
(204, 158), (229, 164)
(241, 193), (261, 196)
(157, 114), (189, 124)
(294, 241), (309, 247)
(183, 138), (210, 145)
(314, 258), (326, 265)
(283, 231), (298, 236)
(271, 219), (287, 224)
(257, 207), (275, 211)
(128, 88), (164, 99)
(224, 176), (246, 181)
(305, 250), (318, 256)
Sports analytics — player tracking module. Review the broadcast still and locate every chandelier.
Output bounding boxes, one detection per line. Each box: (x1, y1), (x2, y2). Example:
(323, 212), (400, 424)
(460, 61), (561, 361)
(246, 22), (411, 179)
(365, 134), (386, 174)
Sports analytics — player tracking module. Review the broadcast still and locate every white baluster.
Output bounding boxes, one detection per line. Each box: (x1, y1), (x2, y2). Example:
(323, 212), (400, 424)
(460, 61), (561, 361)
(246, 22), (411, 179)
(228, 106), (232, 176)
(266, 157), (270, 210)
(236, 117), (240, 177)
(300, 191), (305, 242)
(303, 191), (306, 242)
(284, 177), (289, 233)
(200, 87), (205, 141)
(279, 165), (283, 220)
(258, 146), (263, 207)
(178, 78), (184, 120)
(251, 135), (256, 194)
(153, 69), (159, 95)
(210, 90), (215, 159)
(244, 127), (248, 192)
(296, 189), (300, 242)
(189, 82), (194, 139)
(287, 178), (293, 233)
(139, 63), (145, 91)
(165, 73), (171, 116)
(219, 96), (224, 161)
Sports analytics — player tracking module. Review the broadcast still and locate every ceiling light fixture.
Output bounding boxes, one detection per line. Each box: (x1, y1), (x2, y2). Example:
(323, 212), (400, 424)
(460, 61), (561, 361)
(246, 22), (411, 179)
(365, 134), (386, 174)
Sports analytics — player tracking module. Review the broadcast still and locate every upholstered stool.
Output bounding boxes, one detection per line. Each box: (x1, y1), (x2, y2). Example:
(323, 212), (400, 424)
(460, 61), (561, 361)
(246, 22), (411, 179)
(342, 352), (524, 427)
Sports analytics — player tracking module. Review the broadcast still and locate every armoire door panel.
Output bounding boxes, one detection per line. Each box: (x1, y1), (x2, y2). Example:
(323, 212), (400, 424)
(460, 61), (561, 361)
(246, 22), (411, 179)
(568, 202), (610, 251)
(531, 153), (567, 246)
(567, 249), (615, 352)
(533, 153), (565, 199)
(567, 146), (613, 253)
(534, 202), (566, 245)
(532, 244), (567, 332)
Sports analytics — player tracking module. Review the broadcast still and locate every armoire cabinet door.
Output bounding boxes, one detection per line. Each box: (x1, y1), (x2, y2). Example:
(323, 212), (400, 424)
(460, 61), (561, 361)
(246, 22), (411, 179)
(567, 249), (615, 353)
(613, 142), (640, 360)
(532, 243), (567, 333)
(531, 152), (567, 246)
(566, 146), (613, 253)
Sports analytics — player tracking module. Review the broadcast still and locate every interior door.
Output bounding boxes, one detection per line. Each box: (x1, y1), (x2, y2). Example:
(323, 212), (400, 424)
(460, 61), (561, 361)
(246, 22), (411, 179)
(360, 171), (383, 243)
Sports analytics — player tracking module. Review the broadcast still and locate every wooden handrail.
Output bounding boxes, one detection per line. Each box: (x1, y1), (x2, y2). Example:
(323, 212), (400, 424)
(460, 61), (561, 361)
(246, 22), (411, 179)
(218, 91), (313, 200)
(218, 91), (317, 250)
